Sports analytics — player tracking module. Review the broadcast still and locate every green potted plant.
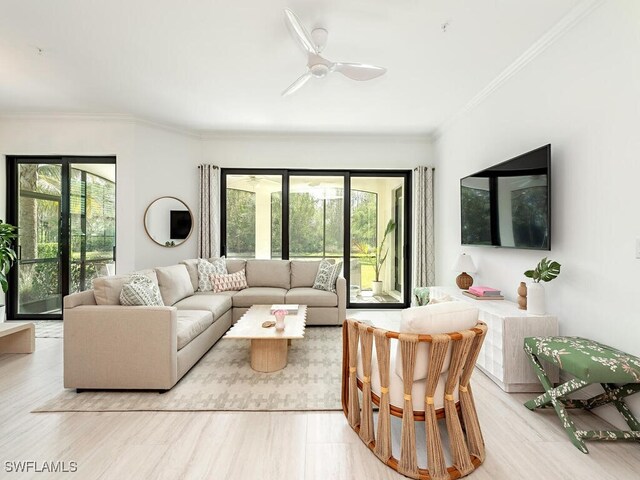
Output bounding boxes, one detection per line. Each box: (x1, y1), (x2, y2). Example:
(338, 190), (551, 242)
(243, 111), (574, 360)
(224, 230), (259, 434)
(524, 257), (561, 315)
(0, 220), (18, 321)
(354, 219), (396, 296)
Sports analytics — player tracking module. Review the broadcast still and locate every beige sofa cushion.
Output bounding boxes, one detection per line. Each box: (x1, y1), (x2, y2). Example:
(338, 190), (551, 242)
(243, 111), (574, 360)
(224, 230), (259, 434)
(285, 287), (337, 307)
(245, 259), (290, 289)
(225, 258), (247, 274)
(92, 269), (158, 305)
(176, 310), (214, 351)
(290, 260), (322, 288)
(173, 292), (232, 320)
(232, 287), (287, 308)
(155, 265), (195, 306)
(395, 301), (479, 381)
(180, 258), (199, 292)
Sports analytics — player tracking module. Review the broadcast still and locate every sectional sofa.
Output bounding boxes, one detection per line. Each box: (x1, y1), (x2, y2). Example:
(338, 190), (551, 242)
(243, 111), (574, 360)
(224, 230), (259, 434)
(63, 258), (346, 391)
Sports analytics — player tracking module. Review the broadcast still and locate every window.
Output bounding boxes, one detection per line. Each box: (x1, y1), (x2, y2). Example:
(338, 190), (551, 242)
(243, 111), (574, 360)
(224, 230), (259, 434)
(221, 169), (411, 308)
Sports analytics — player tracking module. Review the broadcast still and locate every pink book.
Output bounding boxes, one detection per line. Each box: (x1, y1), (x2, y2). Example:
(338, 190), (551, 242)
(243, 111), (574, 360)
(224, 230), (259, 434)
(468, 286), (501, 296)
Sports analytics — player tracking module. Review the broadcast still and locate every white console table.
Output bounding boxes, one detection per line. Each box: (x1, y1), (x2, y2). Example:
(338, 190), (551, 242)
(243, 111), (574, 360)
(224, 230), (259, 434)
(430, 286), (558, 393)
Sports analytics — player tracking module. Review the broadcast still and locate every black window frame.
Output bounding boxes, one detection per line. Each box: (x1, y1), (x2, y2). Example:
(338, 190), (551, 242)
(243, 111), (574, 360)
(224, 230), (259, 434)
(6, 155), (117, 321)
(221, 168), (412, 309)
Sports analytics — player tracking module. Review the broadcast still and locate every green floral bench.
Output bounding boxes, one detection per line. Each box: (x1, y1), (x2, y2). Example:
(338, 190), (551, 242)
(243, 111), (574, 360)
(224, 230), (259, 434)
(523, 336), (640, 453)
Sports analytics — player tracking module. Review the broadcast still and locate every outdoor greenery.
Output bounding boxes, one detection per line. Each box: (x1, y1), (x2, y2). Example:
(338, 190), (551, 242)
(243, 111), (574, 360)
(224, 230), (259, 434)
(16, 164), (116, 309)
(227, 186), (383, 290)
(0, 220), (18, 294)
(525, 257), (561, 283)
(353, 219), (396, 282)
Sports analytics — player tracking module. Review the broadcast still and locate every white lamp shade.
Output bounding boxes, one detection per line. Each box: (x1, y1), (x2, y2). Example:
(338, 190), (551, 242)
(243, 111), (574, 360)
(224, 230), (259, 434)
(453, 253), (476, 273)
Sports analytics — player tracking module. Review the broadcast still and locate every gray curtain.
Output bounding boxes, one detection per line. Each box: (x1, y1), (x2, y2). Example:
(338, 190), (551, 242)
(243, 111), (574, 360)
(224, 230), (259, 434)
(198, 164), (220, 258)
(413, 166), (435, 287)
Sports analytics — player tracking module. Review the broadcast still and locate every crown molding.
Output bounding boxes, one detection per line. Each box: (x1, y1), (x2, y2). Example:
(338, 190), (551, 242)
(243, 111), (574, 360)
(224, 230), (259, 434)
(433, 0), (604, 140)
(0, 112), (201, 139)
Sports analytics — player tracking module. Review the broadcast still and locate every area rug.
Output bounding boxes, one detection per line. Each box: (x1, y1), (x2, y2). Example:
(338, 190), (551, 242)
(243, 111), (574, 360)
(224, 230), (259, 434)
(34, 326), (343, 412)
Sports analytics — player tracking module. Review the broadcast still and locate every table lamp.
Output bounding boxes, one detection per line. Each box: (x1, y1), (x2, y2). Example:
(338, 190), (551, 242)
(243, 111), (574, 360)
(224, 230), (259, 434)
(453, 253), (476, 290)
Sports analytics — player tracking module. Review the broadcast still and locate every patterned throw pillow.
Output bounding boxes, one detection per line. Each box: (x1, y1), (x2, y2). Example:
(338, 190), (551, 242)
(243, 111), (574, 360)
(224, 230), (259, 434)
(120, 274), (164, 306)
(197, 257), (227, 291)
(313, 259), (343, 293)
(210, 269), (248, 293)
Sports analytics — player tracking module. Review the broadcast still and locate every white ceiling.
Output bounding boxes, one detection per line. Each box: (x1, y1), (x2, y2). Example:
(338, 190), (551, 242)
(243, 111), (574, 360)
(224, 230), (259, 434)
(0, 0), (581, 135)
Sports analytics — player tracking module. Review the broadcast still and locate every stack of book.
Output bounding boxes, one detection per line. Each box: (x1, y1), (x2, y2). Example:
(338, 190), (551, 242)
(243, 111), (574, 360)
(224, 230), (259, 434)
(463, 286), (504, 300)
(270, 304), (299, 315)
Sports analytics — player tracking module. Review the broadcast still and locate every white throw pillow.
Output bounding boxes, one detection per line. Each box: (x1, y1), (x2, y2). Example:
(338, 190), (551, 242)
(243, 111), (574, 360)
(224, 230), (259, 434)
(312, 259), (342, 293)
(395, 301), (479, 381)
(197, 257), (227, 291)
(120, 274), (164, 306)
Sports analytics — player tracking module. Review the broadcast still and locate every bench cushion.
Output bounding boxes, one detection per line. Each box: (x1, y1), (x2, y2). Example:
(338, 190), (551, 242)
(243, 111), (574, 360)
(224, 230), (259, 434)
(173, 292), (233, 320)
(525, 336), (640, 383)
(176, 310), (214, 351)
(232, 287), (287, 308)
(286, 287), (337, 307)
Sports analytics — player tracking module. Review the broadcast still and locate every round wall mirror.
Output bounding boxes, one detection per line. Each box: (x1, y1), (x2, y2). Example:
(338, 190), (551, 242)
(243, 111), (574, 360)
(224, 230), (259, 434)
(144, 196), (193, 247)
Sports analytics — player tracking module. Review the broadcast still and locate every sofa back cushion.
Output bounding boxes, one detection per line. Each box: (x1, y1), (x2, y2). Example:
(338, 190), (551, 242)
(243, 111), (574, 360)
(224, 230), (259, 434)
(92, 269), (158, 305)
(290, 260), (322, 288)
(155, 264), (195, 306)
(394, 301), (479, 381)
(180, 258), (199, 292)
(224, 258), (247, 274)
(245, 259), (290, 289)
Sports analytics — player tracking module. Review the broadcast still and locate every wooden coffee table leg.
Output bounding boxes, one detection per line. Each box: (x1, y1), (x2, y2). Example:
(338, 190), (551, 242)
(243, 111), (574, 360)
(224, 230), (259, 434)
(251, 339), (288, 372)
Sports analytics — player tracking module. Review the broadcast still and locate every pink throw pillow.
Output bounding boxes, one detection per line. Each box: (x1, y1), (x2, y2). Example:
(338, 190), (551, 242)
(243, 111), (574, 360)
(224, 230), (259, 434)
(210, 269), (248, 293)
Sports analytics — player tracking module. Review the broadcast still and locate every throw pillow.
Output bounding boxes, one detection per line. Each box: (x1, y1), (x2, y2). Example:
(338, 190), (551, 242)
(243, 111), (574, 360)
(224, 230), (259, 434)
(210, 269), (248, 293)
(313, 259), (342, 293)
(197, 257), (227, 291)
(120, 274), (164, 306)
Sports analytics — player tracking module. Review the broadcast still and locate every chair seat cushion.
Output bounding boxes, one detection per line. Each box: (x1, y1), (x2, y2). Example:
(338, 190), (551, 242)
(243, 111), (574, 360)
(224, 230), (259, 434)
(173, 293), (232, 320)
(176, 310), (214, 350)
(232, 287), (287, 308)
(525, 336), (640, 383)
(286, 287), (337, 307)
(357, 338), (455, 411)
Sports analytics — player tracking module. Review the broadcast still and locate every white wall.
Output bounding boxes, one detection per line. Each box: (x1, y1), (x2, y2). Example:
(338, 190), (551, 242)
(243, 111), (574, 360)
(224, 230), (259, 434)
(434, 0), (640, 426)
(201, 132), (431, 170)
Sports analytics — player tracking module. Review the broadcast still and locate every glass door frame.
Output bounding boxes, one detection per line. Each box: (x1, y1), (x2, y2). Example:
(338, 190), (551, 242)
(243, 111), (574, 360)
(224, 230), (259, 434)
(6, 155), (116, 320)
(220, 168), (412, 309)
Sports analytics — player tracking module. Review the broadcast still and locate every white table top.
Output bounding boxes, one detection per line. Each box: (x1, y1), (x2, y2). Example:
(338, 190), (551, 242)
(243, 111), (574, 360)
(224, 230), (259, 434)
(224, 304), (307, 340)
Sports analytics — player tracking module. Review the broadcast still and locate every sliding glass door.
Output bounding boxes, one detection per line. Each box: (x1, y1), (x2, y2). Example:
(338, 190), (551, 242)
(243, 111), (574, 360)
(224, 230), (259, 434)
(7, 157), (116, 320)
(221, 169), (411, 308)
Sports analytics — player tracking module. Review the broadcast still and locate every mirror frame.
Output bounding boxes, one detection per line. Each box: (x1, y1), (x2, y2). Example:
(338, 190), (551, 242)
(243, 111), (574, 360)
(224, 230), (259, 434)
(143, 196), (194, 247)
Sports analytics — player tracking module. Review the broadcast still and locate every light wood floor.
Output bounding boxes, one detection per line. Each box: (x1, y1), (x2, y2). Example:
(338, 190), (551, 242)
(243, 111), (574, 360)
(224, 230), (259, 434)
(1, 337), (639, 480)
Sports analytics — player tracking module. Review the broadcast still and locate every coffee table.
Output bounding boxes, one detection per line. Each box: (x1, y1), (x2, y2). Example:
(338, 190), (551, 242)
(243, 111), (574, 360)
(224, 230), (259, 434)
(224, 304), (307, 373)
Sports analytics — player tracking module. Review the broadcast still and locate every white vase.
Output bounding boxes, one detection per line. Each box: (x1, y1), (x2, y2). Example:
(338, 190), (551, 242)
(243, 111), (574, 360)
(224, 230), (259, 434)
(527, 283), (546, 315)
(0, 304), (4, 322)
(371, 281), (383, 295)
(275, 312), (285, 331)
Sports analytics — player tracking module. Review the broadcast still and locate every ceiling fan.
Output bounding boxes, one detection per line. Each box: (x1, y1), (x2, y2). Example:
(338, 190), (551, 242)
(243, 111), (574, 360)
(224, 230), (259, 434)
(282, 9), (387, 96)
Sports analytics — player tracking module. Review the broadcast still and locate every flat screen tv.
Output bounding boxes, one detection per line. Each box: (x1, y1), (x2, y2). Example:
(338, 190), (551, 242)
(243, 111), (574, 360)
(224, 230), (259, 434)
(460, 144), (550, 250)
(170, 210), (191, 240)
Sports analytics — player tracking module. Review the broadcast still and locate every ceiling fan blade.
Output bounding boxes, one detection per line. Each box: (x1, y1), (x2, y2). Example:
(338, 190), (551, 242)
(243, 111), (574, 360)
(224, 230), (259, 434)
(284, 9), (317, 55)
(282, 71), (312, 97)
(332, 63), (387, 81)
